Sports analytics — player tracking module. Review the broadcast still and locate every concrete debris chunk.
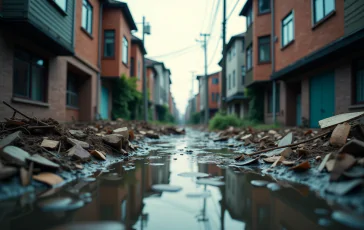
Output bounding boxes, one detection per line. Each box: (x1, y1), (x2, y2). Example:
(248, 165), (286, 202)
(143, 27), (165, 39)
(33, 172), (64, 186)
(40, 139), (59, 150)
(69, 130), (87, 139)
(1, 146), (30, 166)
(113, 127), (129, 139)
(102, 134), (124, 149)
(0, 131), (22, 148)
(67, 138), (90, 149)
(28, 154), (60, 169)
(67, 145), (91, 161)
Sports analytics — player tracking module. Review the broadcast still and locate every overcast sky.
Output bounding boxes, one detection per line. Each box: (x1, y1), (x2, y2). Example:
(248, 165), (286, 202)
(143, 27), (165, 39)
(122, 0), (247, 115)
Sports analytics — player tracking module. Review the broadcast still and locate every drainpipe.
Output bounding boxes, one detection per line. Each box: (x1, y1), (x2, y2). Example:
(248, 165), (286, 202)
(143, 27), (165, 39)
(271, 0), (276, 123)
(96, 1), (104, 120)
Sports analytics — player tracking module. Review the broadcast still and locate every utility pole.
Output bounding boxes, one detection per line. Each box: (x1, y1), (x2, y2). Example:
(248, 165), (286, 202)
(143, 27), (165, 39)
(221, 0), (227, 112)
(199, 33), (210, 124)
(142, 16), (151, 122)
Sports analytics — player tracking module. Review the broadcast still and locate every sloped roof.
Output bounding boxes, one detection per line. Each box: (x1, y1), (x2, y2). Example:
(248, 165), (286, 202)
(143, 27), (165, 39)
(131, 35), (147, 54)
(105, 1), (137, 31)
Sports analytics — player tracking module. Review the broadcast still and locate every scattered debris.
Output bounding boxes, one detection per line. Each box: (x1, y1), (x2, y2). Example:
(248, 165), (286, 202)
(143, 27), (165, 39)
(329, 123), (351, 147)
(0, 131), (22, 148)
(330, 153), (356, 181)
(40, 139), (59, 150)
(319, 112), (364, 129)
(67, 138), (90, 149)
(68, 145), (91, 161)
(33, 172), (64, 186)
(90, 150), (106, 161)
(1, 146), (30, 166)
(289, 161), (310, 172)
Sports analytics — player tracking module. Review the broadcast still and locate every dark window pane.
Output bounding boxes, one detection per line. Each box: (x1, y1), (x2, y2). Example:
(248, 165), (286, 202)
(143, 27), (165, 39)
(13, 58), (30, 97)
(282, 12), (294, 46)
(259, 0), (270, 13)
(31, 67), (45, 101)
(259, 36), (271, 62)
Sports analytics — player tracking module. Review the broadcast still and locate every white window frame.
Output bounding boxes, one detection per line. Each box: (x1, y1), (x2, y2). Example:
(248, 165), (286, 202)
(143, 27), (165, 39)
(312, 0), (335, 25)
(281, 11), (294, 48)
(122, 36), (128, 64)
(82, 0), (93, 34)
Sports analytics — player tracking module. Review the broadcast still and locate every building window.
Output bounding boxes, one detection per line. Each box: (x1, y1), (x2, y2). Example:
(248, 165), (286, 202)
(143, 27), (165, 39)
(228, 74), (231, 89)
(258, 36), (271, 63)
(66, 74), (79, 108)
(242, 40), (245, 52)
(53, 0), (67, 11)
(313, 0), (335, 24)
(13, 50), (47, 102)
(212, 77), (219, 85)
(268, 83), (280, 113)
(259, 0), (270, 14)
(82, 0), (93, 34)
(241, 66), (246, 85)
(216, 93), (220, 103)
(281, 11), (294, 47)
(233, 70), (236, 88)
(246, 45), (253, 70)
(246, 6), (253, 28)
(122, 36), (129, 64)
(356, 60), (364, 103)
(103, 30), (115, 57)
(232, 43), (236, 57)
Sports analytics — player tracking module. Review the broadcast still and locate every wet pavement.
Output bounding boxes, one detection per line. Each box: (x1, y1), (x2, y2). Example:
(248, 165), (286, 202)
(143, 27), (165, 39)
(1, 129), (364, 230)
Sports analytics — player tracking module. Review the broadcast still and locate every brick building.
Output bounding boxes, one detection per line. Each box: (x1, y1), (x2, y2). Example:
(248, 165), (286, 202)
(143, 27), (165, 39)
(197, 71), (221, 120)
(239, 0), (364, 127)
(0, 0), (137, 122)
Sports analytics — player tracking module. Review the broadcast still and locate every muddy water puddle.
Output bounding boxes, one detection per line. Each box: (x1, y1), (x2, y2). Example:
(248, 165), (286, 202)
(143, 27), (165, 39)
(0, 136), (363, 230)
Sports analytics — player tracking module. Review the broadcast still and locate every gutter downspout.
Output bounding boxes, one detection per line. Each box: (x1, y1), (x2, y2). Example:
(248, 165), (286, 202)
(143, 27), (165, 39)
(72, 0), (75, 52)
(271, 0), (277, 123)
(96, 1), (104, 120)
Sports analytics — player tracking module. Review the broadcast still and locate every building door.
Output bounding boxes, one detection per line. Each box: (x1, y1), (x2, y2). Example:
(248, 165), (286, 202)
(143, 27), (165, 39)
(309, 72), (335, 128)
(101, 86), (109, 120)
(296, 94), (301, 126)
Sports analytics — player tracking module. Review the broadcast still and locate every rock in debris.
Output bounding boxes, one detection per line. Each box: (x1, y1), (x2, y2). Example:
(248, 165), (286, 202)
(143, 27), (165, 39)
(113, 127), (129, 139)
(90, 150), (106, 161)
(339, 139), (364, 157)
(329, 123), (351, 147)
(0, 164), (18, 180)
(67, 138), (90, 149)
(145, 132), (160, 139)
(102, 134), (124, 149)
(68, 145), (91, 161)
(0, 131), (22, 148)
(40, 139), (59, 150)
(1, 146), (30, 166)
(69, 130), (87, 139)
(27, 154), (60, 169)
(330, 153), (356, 181)
(33, 172), (64, 186)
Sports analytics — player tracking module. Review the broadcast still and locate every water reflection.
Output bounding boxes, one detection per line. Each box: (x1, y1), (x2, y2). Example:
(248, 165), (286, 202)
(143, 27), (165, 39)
(0, 149), (360, 230)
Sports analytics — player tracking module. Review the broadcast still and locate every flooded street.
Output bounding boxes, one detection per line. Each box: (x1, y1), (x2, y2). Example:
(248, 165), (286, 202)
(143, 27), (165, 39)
(1, 130), (363, 230)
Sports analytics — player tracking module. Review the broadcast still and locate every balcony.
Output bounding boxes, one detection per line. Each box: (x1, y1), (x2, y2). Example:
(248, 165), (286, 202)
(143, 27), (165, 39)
(0, 0), (74, 55)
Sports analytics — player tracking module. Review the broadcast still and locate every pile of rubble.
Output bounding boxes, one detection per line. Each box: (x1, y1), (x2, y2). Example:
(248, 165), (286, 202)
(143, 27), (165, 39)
(216, 112), (364, 196)
(0, 101), (185, 187)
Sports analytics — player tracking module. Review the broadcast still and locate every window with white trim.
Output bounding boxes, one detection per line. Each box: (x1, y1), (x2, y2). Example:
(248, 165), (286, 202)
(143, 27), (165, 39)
(282, 11), (294, 47)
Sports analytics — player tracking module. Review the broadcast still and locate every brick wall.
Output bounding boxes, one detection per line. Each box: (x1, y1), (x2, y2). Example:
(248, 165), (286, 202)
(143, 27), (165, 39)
(274, 0), (345, 72)
(75, 0), (100, 71)
(252, 0), (272, 81)
(0, 31), (69, 121)
(131, 43), (143, 92)
(102, 8), (131, 77)
(147, 68), (154, 103)
(208, 72), (221, 109)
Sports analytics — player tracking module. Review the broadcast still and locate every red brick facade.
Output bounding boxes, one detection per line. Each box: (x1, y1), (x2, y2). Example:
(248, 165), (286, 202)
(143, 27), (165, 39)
(131, 42), (144, 92)
(208, 72), (221, 109)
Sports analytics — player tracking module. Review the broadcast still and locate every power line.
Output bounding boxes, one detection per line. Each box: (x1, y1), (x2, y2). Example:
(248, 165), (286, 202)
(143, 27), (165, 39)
(226, 0), (240, 20)
(205, 0), (217, 33)
(208, 37), (221, 67)
(199, 0), (210, 34)
(149, 45), (198, 59)
(207, 0), (221, 41)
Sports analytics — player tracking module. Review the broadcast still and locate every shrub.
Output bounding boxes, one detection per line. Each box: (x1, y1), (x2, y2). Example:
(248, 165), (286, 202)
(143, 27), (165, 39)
(209, 113), (242, 130)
